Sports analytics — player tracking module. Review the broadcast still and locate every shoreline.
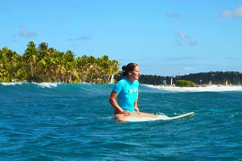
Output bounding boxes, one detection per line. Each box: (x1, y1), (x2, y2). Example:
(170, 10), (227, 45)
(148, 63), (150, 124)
(1, 81), (242, 87)
(142, 84), (242, 92)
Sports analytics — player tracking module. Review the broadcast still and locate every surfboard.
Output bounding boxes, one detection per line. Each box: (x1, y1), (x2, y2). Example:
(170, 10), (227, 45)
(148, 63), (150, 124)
(163, 112), (194, 120)
(125, 112), (194, 122)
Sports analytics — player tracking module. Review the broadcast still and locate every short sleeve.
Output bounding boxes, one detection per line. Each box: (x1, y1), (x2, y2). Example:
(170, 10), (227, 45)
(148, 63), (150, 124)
(112, 80), (123, 94)
(136, 80), (140, 88)
(134, 80), (139, 89)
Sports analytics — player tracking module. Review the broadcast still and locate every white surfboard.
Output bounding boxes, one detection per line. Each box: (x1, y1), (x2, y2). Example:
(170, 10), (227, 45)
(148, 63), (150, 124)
(162, 112), (194, 120)
(125, 112), (194, 122)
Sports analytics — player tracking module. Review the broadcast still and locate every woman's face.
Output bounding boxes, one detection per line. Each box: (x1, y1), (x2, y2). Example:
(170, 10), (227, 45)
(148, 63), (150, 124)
(129, 66), (141, 80)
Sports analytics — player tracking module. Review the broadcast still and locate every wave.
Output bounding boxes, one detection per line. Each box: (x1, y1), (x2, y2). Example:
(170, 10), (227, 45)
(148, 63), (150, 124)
(0, 82), (92, 88)
(1, 82), (23, 86)
(142, 84), (242, 92)
(1, 82), (242, 97)
(31, 82), (59, 88)
(0, 82), (114, 97)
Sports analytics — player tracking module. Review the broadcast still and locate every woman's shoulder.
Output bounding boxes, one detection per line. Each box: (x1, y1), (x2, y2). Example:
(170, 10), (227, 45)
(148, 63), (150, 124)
(117, 78), (127, 85)
(118, 77), (128, 82)
(117, 77), (139, 85)
(134, 80), (140, 85)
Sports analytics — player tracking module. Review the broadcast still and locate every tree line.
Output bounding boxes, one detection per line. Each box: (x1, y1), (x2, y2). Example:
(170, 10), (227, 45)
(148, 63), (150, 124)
(0, 41), (119, 84)
(1, 42), (241, 85)
(136, 71), (242, 86)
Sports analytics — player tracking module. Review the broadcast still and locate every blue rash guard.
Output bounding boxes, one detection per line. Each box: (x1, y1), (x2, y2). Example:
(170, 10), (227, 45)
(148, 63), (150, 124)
(112, 77), (139, 113)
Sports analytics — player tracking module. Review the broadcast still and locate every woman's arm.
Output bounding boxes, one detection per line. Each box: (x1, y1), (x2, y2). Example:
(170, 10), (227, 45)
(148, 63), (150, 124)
(109, 91), (131, 116)
(134, 92), (139, 113)
(109, 91), (123, 113)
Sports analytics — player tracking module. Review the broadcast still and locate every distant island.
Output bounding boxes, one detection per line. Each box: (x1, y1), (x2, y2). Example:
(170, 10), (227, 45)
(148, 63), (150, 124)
(0, 41), (119, 84)
(115, 71), (242, 87)
(1, 41), (241, 86)
(140, 71), (242, 86)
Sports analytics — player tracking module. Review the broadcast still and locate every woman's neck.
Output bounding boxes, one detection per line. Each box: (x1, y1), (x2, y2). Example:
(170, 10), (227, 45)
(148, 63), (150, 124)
(127, 76), (135, 83)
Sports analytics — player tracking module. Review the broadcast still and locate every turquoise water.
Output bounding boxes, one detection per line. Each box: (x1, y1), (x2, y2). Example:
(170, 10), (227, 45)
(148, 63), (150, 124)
(1, 83), (242, 160)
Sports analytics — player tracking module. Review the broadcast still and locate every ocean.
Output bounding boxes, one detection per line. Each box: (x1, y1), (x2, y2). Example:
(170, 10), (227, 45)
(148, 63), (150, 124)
(1, 82), (242, 160)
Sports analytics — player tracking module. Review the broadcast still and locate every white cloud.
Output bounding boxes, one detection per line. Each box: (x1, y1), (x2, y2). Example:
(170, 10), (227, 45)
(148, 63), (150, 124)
(176, 31), (197, 47)
(220, 6), (242, 18)
(19, 26), (36, 38)
(182, 67), (192, 70)
(68, 36), (91, 42)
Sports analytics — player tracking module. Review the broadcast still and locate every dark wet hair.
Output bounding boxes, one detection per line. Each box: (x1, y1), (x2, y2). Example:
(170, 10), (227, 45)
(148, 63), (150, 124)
(122, 63), (139, 76)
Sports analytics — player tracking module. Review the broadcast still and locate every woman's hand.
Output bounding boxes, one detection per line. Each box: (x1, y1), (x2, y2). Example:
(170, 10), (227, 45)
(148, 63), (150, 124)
(122, 110), (132, 116)
(135, 106), (139, 113)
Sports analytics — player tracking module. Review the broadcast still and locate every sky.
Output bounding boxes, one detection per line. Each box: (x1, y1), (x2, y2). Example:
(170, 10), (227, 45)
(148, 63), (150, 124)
(1, 0), (242, 76)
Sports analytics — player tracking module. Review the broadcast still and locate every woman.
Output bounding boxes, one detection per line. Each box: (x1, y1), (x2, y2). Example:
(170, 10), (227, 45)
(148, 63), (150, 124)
(109, 63), (157, 121)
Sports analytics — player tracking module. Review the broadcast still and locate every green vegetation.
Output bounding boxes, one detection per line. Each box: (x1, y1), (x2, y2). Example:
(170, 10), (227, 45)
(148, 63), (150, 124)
(176, 80), (197, 87)
(1, 42), (241, 86)
(136, 72), (242, 86)
(0, 41), (119, 84)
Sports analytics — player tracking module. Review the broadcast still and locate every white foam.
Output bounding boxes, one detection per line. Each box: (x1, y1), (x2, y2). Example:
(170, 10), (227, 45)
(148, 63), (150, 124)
(143, 84), (242, 92)
(1, 82), (23, 86)
(125, 113), (170, 122)
(37, 82), (58, 88)
(78, 82), (91, 85)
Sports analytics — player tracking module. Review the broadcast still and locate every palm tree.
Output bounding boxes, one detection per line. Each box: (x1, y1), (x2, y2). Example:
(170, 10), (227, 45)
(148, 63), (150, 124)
(38, 42), (48, 51)
(100, 55), (112, 83)
(110, 59), (119, 77)
(0, 48), (10, 82)
(23, 41), (38, 80)
(0, 47), (20, 82)
(64, 50), (77, 83)
(0, 41), (120, 84)
(10, 51), (22, 81)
